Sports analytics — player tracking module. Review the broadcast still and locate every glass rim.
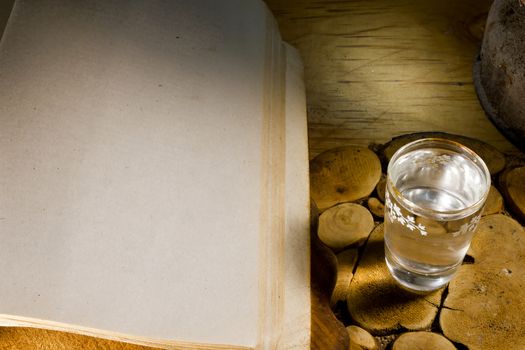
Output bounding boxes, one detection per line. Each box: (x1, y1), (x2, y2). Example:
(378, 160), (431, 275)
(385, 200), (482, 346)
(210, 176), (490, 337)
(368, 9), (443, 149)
(387, 137), (491, 220)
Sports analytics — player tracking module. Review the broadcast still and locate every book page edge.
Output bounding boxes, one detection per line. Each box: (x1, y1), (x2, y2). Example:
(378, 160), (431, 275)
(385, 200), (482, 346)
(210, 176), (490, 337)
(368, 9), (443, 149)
(0, 315), (253, 350)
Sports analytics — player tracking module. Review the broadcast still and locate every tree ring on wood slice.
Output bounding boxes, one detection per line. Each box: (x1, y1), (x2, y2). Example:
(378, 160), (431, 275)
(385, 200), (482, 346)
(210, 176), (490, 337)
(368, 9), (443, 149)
(347, 224), (443, 335)
(380, 132), (505, 175)
(375, 175), (386, 203)
(392, 332), (456, 350)
(311, 221), (349, 350)
(310, 146), (381, 212)
(318, 203), (374, 250)
(346, 325), (378, 350)
(440, 214), (525, 350)
(367, 197), (384, 218)
(482, 185), (503, 216)
(330, 249), (358, 307)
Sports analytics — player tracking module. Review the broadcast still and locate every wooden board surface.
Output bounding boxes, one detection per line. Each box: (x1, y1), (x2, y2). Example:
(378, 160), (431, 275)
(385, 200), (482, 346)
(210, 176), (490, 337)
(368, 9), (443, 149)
(264, 0), (516, 158)
(0, 0), (517, 349)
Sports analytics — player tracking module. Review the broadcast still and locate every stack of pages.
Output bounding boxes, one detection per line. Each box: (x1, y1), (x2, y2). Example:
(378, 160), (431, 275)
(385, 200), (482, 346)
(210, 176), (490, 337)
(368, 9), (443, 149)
(0, 0), (310, 349)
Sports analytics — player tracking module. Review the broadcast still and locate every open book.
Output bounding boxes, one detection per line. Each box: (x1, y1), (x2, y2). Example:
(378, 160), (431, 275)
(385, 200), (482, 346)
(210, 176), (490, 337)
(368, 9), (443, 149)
(0, 1), (310, 349)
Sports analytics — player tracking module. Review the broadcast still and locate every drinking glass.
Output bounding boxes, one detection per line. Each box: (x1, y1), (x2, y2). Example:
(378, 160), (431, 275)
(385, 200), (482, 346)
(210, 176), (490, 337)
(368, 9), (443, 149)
(384, 138), (491, 292)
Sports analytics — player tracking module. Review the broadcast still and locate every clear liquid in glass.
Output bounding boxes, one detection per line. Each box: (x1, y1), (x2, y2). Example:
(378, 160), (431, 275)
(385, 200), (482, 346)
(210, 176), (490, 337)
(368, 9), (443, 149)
(384, 145), (488, 292)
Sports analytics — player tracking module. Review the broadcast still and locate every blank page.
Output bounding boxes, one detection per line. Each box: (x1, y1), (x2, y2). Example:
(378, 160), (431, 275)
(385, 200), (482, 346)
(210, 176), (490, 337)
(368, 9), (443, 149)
(0, 0), (276, 346)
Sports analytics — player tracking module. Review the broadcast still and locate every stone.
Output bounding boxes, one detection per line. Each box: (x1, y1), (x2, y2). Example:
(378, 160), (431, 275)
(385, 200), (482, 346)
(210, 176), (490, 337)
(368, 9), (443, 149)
(475, 0), (525, 151)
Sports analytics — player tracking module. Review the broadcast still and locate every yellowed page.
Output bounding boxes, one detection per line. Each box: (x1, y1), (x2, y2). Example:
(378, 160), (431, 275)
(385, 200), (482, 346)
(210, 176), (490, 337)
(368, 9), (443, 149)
(279, 44), (311, 349)
(0, 0), (274, 347)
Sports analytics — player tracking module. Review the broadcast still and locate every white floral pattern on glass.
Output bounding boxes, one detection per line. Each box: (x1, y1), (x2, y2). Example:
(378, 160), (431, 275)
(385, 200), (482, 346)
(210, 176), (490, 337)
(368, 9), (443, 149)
(453, 215), (481, 237)
(385, 191), (481, 237)
(385, 191), (428, 236)
(415, 154), (452, 169)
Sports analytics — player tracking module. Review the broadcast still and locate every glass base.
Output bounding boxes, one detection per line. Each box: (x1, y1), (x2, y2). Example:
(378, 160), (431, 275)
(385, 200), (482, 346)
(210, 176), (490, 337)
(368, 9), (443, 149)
(385, 254), (455, 293)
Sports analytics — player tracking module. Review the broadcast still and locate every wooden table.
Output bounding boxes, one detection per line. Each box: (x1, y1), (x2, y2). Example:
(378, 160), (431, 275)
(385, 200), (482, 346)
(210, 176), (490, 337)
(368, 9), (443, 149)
(0, 0), (517, 349)
(265, 0), (515, 158)
(264, 1), (520, 349)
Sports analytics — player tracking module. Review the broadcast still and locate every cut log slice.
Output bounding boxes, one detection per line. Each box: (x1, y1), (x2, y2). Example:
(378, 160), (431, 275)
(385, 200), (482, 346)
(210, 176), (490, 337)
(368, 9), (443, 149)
(482, 185), (504, 216)
(347, 325), (378, 350)
(440, 214), (525, 350)
(504, 152), (525, 169)
(367, 197), (384, 218)
(381, 132), (506, 175)
(318, 203), (375, 249)
(376, 175), (386, 203)
(312, 288), (349, 350)
(311, 199), (349, 350)
(0, 328), (154, 350)
(311, 226), (349, 350)
(331, 249), (358, 307)
(347, 224), (443, 335)
(392, 332), (456, 350)
(499, 166), (525, 223)
(310, 146), (382, 212)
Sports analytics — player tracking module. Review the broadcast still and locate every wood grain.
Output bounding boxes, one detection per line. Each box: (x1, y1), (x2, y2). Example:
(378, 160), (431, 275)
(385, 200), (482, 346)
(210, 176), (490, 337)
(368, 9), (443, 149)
(347, 224), (443, 335)
(310, 146), (381, 211)
(265, 0), (516, 158)
(367, 197), (384, 218)
(0, 328), (156, 350)
(318, 203), (375, 249)
(311, 228), (350, 350)
(310, 199), (348, 350)
(482, 185), (503, 216)
(347, 325), (378, 350)
(392, 332), (456, 350)
(331, 249), (359, 307)
(440, 215), (525, 350)
(499, 166), (525, 224)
